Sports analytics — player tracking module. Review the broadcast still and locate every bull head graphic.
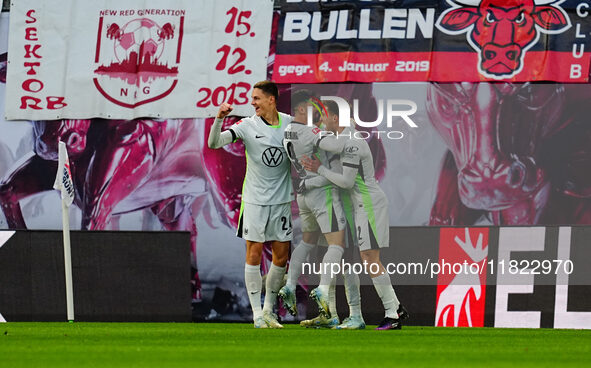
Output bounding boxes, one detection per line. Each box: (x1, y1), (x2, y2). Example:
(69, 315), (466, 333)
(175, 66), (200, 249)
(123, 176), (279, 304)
(436, 0), (571, 79)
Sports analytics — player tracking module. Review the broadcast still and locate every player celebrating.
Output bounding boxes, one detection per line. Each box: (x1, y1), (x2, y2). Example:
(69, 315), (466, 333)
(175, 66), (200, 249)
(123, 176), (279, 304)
(302, 100), (409, 330)
(208, 81), (293, 329)
(278, 89), (347, 327)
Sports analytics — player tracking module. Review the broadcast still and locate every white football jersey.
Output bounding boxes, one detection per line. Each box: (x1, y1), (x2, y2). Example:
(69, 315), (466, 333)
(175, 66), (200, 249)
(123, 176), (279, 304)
(282, 122), (330, 181)
(228, 112), (294, 205)
(339, 127), (387, 209)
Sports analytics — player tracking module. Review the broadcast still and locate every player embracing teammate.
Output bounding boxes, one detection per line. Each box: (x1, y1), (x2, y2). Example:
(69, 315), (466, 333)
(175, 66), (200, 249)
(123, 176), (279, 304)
(279, 90), (363, 329)
(301, 98), (409, 330)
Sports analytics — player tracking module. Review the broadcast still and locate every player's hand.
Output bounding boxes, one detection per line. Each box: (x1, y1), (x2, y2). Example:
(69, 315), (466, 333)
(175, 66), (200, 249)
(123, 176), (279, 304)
(301, 155), (321, 173)
(217, 103), (233, 119)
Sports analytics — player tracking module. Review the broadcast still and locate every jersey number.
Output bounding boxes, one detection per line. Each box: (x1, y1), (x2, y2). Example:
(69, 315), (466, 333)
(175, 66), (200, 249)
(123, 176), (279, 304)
(281, 216), (291, 231)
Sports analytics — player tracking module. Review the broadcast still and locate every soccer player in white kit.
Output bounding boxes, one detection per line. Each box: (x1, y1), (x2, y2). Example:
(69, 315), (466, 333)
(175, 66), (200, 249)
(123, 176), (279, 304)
(278, 89), (348, 327)
(208, 81), (293, 328)
(302, 100), (409, 330)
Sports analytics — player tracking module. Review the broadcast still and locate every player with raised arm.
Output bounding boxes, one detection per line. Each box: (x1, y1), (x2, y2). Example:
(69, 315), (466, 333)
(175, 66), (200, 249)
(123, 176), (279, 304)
(302, 100), (409, 330)
(278, 89), (348, 328)
(208, 81), (293, 329)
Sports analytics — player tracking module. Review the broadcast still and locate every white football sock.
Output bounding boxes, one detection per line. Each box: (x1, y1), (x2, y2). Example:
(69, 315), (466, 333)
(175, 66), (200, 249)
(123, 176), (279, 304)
(286, 241), (315, 290)
(343, 269), (362, 318)
(371, 273), (400, 319)
(318, 245), (344, 294)
(328, 277), (337, 317)
(263, 263), (286, 313)
(244, 263), (263, 320)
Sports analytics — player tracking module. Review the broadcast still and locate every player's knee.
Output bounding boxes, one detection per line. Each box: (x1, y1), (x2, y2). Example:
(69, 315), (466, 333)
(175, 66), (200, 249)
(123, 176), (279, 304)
(245, 242), (264, 264)
(324, 231), (345, 246)
(246, 250), (262, 264)
(302, 231), (319, 245)
(273, 252), (289, 267)
(360, 249), (380, 264)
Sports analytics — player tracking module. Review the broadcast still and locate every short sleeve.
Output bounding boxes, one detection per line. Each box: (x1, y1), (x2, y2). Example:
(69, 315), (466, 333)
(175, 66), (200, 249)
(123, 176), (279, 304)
(228, 119), (248, 142)
(307, 126), (322, 147)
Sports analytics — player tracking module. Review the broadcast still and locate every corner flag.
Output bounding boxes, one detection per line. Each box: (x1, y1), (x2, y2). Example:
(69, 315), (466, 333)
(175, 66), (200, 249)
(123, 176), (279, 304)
(53, 140), (75, 321)
(53, 141), (75, 206)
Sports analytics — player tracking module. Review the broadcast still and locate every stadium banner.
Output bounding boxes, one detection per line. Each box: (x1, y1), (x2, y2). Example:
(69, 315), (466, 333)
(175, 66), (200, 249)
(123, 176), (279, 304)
(4, 0), (273, 120)
(0, 226), (589, 328)
(348, 226), (591, 329)
(274, 0), (591, 83)
(433, 226), (591, 329)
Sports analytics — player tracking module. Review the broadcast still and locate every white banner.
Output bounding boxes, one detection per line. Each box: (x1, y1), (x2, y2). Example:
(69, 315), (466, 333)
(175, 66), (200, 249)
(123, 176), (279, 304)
(5, 0), (273, 120)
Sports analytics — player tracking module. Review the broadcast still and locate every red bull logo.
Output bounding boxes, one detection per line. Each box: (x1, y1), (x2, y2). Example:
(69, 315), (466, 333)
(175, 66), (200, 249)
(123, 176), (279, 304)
(436, 0), (571, 79)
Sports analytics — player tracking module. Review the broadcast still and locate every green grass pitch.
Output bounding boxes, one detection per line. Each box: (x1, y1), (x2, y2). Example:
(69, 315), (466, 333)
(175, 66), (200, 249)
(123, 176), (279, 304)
(1, 323), (590, 368)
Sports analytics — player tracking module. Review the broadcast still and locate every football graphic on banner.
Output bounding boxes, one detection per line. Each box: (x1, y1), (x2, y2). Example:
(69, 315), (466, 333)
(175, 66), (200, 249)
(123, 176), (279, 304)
(94, 16), (183, 108)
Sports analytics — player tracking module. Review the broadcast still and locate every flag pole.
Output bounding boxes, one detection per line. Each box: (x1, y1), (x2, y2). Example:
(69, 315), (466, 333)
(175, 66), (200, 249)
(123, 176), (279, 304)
(62, 199), (74, 322)
(55, 141), (75, 322)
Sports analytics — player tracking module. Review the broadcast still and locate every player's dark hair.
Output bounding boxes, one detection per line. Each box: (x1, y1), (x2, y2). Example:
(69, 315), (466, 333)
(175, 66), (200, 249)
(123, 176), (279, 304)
(323, 100), (340, 116)
(253, 80), (279, 100)
(291, 89), (316, 115)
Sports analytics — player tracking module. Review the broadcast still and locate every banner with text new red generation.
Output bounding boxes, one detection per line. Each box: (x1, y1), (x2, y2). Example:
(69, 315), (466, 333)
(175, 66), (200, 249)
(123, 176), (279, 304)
(5, 0), (273, 120)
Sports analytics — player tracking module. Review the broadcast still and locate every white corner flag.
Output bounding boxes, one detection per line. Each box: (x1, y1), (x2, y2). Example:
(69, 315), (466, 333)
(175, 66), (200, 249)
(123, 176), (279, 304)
(54, 141), (75, 322)
(53, 141), (75, 207)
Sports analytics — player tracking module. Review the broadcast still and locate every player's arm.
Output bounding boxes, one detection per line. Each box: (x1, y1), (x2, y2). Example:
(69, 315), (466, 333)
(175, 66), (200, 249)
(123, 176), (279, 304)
(304, 151), (337, 189)
(302, 174), (331, 190)
(302, 155), (357, 189)
(295, 175), (328, 194)
(315, 133), (346, 154)
(301, 130), (339, 188)
(208, 103), (235, 149)
(318, 163), (357, 189)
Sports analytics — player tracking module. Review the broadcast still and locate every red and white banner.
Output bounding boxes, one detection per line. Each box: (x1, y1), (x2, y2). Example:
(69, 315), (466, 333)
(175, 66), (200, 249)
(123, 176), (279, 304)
(436, 228), (489, 327)
(5, 0), (273, 120)
(275, 0), (591, 83)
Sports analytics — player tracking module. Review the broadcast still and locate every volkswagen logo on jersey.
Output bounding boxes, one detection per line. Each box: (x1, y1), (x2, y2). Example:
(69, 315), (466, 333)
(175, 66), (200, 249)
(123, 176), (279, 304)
(262, 147), (284, 167)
